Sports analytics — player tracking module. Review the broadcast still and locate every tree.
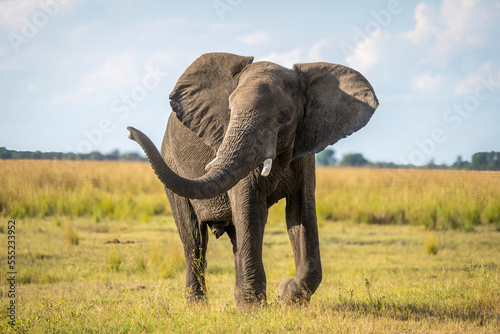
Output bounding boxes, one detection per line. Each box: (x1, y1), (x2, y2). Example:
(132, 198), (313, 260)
(0, 147), (12, 159)
(452, 155), (464, 169)
(339, 153), (370, 167)
(0, 147), (147, 161)
(105, 149), (120, 160)
(315, 148), (337, 166)
(425, 158), (436, 169)
(486, 151), (500, 170)
(470, 152), (500, 170)
(89, 151), (104, 161)
(120, 152), (147, 161)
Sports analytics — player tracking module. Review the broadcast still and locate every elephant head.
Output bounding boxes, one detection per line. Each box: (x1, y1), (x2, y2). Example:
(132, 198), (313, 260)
(128, 52), (378, 199)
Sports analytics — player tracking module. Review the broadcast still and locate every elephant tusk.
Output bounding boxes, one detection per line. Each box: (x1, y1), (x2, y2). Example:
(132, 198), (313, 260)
(205, 157), (217, 172)
(261, 158), (272, 177)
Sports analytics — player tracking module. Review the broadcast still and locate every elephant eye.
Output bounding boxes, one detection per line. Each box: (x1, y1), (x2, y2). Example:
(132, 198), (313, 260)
(278, 108), (291, 124)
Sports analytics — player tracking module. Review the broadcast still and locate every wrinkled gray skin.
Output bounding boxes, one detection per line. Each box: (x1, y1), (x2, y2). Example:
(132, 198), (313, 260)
(128, 53), (378, 308)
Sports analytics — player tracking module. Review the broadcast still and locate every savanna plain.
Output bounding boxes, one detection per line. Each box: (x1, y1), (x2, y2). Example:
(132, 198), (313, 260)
(1, 160), (499, 333)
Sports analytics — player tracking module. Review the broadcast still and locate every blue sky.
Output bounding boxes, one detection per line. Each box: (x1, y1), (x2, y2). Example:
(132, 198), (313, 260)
(1, 0), (499, 165)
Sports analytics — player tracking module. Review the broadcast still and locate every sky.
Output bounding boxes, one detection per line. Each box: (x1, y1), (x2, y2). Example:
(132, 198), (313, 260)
(0, 0), (499, 166)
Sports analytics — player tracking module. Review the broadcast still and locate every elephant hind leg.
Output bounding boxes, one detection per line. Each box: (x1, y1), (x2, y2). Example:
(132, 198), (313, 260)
(166, 190), (209, 301)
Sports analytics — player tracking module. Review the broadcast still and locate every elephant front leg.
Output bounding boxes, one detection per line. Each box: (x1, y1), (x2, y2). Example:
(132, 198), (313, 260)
(228, 177), (268, 308)
(183, 230), (208, 301)
(166, 191), (209, 302)
(279, 162), (322, 305)
(280, 196), (322, 305)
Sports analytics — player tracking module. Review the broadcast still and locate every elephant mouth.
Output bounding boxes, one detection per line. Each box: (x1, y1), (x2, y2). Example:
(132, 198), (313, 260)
(205, 157), (273, 177)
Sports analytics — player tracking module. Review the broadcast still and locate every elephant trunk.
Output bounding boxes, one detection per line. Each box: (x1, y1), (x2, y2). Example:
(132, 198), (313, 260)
(127, 126), (249, 199)
(209, 112), (276, 178)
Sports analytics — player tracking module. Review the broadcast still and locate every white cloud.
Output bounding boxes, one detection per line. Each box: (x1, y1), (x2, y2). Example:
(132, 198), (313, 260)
(307, 39), (328, 62)
(66, 21), (103, 42)
(27, 83), (38, 92)
(0, 0), (40, 30)
(146, 51), (178, 67)
(0, 0), (80, 30)
(413, 72), (442, 92)
(81, 53), (135, 93)
(439, 0), (493, 47)
(261, 48), (302, 68)
(405, 0), (499, 62)
(52, 52), (137, 104)
(344, 31), (381, 75)
(405, 2), (440, 45)
(261, 39), (329, 68)
(341, 0), (500, 96)
(454, 62), (500, 96)
(237, 30), (270, 45)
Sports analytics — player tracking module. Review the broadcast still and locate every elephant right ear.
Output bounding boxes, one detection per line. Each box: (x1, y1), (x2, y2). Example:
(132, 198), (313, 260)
(169, 53), (254, 150)
(292, 62), (379, 159)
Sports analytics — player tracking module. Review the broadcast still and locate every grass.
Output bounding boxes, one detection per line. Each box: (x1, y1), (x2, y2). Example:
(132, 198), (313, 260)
(0, 217), (498, 333)
(62, 219), (80, 246)
(0, 160), (170, 222)
(2, 161), (499, 231)
(313, 167), (500, 230)
(0, 161), (499, 332)
(424, 233), (439, 255)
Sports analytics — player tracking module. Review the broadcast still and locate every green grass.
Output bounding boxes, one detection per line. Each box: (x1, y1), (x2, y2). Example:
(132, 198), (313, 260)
(0, 216), (499, 333)
(0, 161), (499, 332)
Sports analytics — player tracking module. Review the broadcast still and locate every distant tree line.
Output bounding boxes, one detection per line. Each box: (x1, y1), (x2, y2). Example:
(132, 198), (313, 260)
(2, 146), (499, 170)
(0, 147), (146, 161)
(315, 148), (500, 171)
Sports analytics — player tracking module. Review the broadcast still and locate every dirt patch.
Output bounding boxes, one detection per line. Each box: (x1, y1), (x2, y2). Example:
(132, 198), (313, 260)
(104, 239), (135, 244)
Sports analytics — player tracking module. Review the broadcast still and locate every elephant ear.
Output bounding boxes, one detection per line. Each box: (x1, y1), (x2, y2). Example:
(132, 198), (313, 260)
(169, 53), (254, 149)
(292, 62), (379, 159)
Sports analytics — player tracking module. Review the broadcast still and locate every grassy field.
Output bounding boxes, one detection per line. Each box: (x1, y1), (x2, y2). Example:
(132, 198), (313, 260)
(2, 161), (499, 230)
(1, 160), (499, 332)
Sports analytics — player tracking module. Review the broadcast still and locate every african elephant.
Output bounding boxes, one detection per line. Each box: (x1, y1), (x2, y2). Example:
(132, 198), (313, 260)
(127, 52), (378, 308)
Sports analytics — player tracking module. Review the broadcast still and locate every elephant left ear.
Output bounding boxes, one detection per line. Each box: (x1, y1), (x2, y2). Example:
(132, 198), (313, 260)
(169, 53), (254, 150)
(292, 62), (379, 159)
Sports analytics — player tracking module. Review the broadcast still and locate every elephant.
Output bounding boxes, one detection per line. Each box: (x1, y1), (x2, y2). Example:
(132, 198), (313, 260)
(127, 52), (378, 308)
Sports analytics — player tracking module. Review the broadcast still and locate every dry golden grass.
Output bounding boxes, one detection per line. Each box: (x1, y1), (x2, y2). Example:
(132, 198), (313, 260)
(0, 160), (170, 222)
(2, 161), (499, 231)
(313, 167), (500, 230)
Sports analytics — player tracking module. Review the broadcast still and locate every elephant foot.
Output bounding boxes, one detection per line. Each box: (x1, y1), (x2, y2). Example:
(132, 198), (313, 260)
(234, 287), (267, 310)
(185, 285), (208, 303)
(236, 298), (267, 310)
(236, 297), (267, 310)
(185, 289), (209, 305)
(187, 294), (207, 303)
(278, 278), (311, 305)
